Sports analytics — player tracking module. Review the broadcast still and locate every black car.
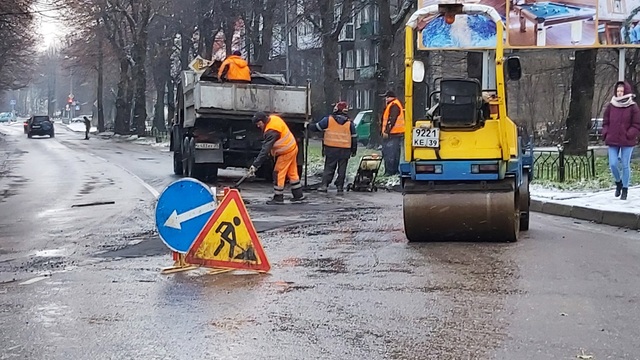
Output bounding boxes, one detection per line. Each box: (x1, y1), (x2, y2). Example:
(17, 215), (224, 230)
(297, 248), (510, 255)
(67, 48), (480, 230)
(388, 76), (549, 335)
(27, 115), (55, 138)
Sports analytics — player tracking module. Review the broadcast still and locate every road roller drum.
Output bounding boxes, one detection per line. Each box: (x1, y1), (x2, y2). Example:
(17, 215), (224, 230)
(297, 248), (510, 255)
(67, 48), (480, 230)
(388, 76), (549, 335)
(403, 181), (520, 242)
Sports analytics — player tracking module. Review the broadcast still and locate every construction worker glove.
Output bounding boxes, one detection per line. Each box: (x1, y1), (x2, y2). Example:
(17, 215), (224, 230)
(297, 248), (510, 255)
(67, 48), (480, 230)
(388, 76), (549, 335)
(248, 165), (257, 177)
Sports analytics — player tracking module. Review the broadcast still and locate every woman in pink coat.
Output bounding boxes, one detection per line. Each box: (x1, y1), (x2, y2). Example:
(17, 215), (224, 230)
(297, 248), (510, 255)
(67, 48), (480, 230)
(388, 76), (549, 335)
(602, 81), (640, 200)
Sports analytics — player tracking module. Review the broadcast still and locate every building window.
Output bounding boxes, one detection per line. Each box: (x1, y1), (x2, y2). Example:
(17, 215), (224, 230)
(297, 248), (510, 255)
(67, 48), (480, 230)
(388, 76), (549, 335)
(346, 50), (354, 68)
(374, 46), (379, 64)
(355, 90), (362, 109)
(363, 48), (370, 66)
(356, 49), (362, 68)
(362, 5), (370, 24)
(364, 90), (371, 109)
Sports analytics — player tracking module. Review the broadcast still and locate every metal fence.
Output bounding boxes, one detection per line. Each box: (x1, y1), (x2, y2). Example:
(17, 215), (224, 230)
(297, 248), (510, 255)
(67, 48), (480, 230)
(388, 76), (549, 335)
(533, 149), (596, 182)
(143, 128), (169, 143)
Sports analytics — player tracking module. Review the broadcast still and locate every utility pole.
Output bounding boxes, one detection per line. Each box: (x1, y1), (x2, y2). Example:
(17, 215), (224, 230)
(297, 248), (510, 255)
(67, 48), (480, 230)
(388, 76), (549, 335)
(284, 3), (291, 84)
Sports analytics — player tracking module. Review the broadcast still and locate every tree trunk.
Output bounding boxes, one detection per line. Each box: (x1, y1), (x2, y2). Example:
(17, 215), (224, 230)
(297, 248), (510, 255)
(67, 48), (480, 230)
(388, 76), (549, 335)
(320, 34), (339, 114)
(167, 77), (175, 128)
(371, 0), (395, 148)
(97, 26), (105, 133)
(564, 49), (597, 155)
(255, 0), (276, 65)
(180, 30), (193, 70)
(132, 30), (149, 137)
(115, 59), (130, 135)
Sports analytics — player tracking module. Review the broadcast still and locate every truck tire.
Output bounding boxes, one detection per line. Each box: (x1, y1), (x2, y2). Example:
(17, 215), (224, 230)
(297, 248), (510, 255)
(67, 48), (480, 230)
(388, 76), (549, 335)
(173, 151), (184, 176)
(182, 138), (191, 177)
(519, 170), (530, 231)
(206, 165), (219, 182)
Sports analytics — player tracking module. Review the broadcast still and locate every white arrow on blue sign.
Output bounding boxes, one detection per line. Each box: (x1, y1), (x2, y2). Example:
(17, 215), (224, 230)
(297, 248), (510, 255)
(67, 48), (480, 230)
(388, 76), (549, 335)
(155, 178), (217, 253)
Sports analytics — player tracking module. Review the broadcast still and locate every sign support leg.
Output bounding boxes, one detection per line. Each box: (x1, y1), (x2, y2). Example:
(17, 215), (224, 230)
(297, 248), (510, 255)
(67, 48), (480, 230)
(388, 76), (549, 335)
(161, 252), (199, 274)
(619, 48), (626, 81)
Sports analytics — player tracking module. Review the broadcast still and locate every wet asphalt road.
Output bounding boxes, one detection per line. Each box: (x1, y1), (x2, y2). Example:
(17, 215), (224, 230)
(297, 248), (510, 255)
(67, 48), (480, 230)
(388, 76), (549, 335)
(1, 122), (640, 359)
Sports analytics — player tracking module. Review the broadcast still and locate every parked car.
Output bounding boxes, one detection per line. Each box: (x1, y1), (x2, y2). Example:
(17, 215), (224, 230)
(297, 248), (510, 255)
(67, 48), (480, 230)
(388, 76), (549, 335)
(27, 115), (55, 138)
(0, 112), (15, 123)
(352, 110), (373, 146)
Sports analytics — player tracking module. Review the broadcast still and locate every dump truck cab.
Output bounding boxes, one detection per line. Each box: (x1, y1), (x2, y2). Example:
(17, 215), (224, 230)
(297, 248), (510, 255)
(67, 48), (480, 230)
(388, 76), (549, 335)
(401, 0), (534, 242)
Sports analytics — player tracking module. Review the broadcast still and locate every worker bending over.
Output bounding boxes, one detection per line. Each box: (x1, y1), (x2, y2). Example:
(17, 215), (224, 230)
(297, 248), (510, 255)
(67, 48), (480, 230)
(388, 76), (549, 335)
(310, 101), (357, 193)
(218, 50), (251, 83)
(249, 112), (305, 205)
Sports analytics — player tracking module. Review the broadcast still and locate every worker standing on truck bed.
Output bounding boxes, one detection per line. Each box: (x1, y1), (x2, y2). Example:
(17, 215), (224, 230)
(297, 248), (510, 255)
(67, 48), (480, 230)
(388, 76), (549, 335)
(309, 101), (357, 193)
(380, 90), (405, 176)
(218, 50), (251, 83)
(249, 112), (305, 205)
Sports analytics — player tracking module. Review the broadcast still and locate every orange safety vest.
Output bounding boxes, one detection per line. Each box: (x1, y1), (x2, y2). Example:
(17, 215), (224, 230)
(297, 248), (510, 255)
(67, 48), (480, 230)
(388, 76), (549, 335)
(218, 55), (251, 82)
(382, 98), (405, 135)
(323, 116), (352, 149)
(264, 115), (297, 156)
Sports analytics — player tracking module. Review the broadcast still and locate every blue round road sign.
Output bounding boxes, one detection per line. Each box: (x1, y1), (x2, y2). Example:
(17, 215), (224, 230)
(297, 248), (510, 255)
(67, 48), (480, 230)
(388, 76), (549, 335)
(155, 178), (217, 253)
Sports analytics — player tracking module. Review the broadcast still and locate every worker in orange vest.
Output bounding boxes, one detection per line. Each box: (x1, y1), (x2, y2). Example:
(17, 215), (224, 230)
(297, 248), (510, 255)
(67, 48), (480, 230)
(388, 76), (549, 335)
(217, 50), (251, 83)
(380, 90), (405, 176)
(249, 112), (304, 205)
(309, 101), (357, 193)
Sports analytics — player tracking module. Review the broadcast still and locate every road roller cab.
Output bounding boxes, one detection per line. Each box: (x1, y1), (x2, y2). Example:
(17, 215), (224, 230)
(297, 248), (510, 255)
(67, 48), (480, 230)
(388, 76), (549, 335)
(401, 1), (534, 243)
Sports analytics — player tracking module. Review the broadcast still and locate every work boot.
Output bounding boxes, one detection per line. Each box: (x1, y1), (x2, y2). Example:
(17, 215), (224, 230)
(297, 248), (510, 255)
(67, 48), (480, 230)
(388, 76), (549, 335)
(291, 187), (306, 202)
(336, 187), (344, 195)
(621, 188), (628, 200)
(266, 194), (284, 205)
(615, 181), (623, 197)
(317, 184), (328, 193)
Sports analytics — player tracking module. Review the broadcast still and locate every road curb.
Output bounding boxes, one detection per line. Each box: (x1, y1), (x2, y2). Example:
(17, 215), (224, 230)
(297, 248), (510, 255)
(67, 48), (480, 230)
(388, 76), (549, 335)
(531, 199), (640, 230)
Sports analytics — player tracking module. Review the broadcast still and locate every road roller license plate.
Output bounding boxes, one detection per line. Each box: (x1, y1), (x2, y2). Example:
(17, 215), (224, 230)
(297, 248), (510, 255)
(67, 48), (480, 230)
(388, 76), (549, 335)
(412, 128), (440, 148)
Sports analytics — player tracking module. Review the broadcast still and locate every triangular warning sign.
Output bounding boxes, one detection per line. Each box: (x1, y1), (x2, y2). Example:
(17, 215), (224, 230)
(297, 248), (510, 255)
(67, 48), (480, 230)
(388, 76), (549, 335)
(185, 189), (270, 272)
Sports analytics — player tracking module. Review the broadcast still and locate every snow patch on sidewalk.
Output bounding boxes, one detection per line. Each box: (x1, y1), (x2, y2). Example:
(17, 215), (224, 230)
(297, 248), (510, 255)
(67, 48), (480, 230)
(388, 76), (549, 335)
(532, 184), (640, 215)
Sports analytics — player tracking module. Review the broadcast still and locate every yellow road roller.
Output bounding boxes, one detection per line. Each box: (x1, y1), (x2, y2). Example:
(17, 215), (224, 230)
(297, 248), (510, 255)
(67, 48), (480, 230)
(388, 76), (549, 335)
(401, 1), (534, 242)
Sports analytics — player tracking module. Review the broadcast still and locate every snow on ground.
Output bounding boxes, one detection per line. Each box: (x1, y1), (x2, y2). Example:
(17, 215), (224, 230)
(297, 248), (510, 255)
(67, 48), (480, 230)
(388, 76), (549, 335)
(66, 122), (98, 133)
(531, 184), (640, 214)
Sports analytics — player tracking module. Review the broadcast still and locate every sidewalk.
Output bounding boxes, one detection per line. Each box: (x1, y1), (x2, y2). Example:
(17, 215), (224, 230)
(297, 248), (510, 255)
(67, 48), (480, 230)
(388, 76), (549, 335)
(531, 185), (640, 230)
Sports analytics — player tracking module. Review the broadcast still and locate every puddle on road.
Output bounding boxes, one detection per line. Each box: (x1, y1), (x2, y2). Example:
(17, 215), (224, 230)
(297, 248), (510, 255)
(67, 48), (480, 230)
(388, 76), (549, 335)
(278, 257), (348, 274)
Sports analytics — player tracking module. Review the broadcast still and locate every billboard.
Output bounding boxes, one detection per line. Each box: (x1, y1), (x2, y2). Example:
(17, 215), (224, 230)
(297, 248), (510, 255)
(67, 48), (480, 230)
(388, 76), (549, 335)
(417, 0), (507, 50)
(416, 0), (640, 49)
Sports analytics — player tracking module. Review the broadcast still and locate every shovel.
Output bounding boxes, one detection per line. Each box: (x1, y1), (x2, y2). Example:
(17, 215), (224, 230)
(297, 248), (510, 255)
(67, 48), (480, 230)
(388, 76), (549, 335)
(231, 173), (250, 189)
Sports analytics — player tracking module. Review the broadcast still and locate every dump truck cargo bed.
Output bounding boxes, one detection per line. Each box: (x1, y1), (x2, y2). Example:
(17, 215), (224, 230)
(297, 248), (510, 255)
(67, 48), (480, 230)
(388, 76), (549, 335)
(181, 71), (309, 128)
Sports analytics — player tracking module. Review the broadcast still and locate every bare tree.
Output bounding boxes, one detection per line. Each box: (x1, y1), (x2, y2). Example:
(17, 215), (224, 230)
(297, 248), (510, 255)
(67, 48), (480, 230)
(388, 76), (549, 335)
(0, 0), (38, 90)
(564, 49), (597, 155)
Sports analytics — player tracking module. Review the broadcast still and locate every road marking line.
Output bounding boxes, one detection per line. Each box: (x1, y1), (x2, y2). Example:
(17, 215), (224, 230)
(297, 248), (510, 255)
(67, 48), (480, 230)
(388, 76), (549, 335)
(90, 153), (160, 199)
(19, 276), (49, 285)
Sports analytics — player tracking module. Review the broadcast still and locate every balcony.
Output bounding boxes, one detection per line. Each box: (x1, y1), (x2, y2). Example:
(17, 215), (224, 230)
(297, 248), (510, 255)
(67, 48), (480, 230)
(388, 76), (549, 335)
(357, 65), (377, 80)
(358, 21), (379, 38)
(338, 68), (355, 81)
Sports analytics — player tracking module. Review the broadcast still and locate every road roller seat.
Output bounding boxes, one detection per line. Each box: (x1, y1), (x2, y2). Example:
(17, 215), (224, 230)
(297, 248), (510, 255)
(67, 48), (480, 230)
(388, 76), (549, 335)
(439, 78), (484, 129)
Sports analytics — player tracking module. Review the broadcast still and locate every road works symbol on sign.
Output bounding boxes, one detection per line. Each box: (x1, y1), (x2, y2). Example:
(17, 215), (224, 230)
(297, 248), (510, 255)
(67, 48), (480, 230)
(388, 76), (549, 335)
(155, 178), (217, 254)
(186, 189), (270, 272)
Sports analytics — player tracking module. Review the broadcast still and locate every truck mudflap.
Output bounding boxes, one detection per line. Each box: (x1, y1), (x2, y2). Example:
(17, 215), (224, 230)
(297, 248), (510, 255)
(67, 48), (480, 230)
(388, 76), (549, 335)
(194, 149), (224, 164)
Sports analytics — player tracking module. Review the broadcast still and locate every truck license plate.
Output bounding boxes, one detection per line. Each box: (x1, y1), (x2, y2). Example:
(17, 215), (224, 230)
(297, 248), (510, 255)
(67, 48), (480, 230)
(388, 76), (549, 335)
(195, 142), (220, 150)
(412, 128), (440, 148)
